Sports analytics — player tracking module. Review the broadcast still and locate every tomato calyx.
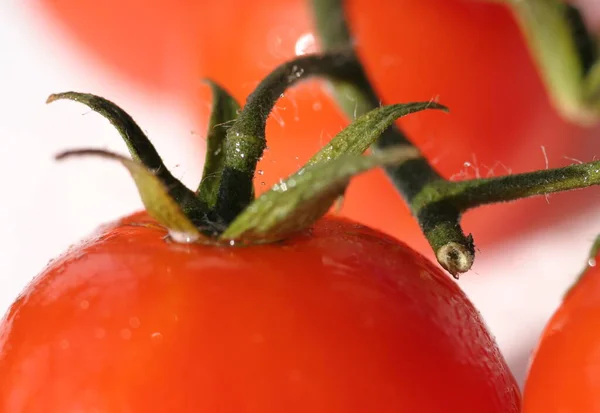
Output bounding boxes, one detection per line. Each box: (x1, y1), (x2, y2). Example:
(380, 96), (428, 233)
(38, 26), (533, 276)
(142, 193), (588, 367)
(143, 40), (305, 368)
(46, 0), (600, 278)
(48, 78), (443, 246)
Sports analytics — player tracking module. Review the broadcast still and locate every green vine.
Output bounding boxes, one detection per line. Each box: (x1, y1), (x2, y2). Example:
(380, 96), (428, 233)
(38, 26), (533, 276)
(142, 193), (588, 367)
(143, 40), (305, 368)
(49, 0), (600, 279)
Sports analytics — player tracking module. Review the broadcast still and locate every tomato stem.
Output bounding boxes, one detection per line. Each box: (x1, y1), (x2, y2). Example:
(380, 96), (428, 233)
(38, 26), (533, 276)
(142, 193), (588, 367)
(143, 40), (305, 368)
(311, 0), (477, 276)
(413, 150), (600, 274)
(214, 51), (372, 225)
(504, 0), (600, 125)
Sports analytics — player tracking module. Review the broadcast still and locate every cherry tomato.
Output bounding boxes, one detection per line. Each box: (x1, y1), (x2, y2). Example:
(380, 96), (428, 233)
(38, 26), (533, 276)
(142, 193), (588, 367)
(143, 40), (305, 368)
(39, 0), (599, 257)
(522, 252), (600, 412)
(0, 213), (520, 412)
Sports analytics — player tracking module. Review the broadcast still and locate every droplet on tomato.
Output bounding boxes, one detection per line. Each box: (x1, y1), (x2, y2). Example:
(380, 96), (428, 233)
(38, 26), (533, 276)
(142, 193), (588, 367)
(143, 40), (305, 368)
(120, 329), (132, 340)
(589, 258), (597, 267)
(294, 32), (316, 56)
(168, 230), (200, 244)
(129, 317), (141, 329)
(151, 332), (163, 345)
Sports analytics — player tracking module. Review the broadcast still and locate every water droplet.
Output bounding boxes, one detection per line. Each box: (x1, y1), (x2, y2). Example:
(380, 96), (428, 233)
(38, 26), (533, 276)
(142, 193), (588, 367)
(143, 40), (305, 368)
(120, 329), (132, 340)
(129, 317), (141, 329)
(240, 153), (245, 158)
(280, 93), (285, 98)
(168, 230), (199, 244)
(312, 101), (322, 111)
(257, 170), (264, 175)
(151, 332), (163, 345)
(464, 162), (471, 167)
(295, 32), (316, 56)
(260, 182), (266, 186)
(229, 240), (236, 246)
(589, 258), (597, 267)
(79, 300), (90, 310)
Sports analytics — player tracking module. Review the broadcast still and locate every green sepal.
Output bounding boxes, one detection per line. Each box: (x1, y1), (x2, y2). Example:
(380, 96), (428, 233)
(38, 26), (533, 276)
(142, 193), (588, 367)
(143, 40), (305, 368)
(307, 102), (448, 166)
(221, 146), (419, 243)
(196, 80), (242, 209)
(56, 149), (206, 243)
(46, 92), (207, 220)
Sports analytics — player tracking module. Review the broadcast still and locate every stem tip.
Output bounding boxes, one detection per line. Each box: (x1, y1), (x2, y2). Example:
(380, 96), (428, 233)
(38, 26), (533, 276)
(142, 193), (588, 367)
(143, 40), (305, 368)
(436, 242), (475, 279)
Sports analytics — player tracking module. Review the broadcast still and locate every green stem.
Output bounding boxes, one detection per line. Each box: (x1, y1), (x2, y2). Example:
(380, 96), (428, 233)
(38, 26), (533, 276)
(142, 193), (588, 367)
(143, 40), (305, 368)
(418, 160), (600, 211)
(310, 0), (473, 276)
(505, 0), (600, 124)
(215, 51), (377, 224)
(410, 160), (600, 272)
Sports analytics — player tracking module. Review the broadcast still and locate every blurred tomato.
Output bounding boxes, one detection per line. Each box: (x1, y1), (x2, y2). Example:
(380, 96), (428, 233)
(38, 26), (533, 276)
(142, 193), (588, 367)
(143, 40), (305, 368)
(40, 0), (599, 257)
(522, 248), (600, 412)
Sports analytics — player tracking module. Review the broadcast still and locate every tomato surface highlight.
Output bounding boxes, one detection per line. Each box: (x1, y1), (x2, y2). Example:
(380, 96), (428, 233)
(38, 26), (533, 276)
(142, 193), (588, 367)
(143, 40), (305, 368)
(0, 213), (520, 412)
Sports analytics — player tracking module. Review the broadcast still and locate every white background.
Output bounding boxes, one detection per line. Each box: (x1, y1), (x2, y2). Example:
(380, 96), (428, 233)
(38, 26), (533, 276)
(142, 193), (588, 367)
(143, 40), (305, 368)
(2, 0), (600, 388)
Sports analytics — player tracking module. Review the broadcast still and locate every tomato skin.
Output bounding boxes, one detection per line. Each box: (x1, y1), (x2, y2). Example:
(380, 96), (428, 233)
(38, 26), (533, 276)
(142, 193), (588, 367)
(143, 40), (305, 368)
(522, 257), (600, 412)
(0, 213), (519, 412)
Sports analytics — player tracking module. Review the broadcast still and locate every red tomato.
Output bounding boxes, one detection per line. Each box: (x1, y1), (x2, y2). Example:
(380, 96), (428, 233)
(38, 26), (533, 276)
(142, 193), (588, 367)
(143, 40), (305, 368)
(0, 213), (520, 412)
(39, 0), (600, 257)
(522, 253), (600, 412)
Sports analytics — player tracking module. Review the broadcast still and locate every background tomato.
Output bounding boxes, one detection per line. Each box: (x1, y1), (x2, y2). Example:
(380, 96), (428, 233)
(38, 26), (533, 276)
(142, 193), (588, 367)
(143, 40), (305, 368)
(522, 252), (600, 412)
(0, 213), (520, 412)
(39, 0), (600, 258)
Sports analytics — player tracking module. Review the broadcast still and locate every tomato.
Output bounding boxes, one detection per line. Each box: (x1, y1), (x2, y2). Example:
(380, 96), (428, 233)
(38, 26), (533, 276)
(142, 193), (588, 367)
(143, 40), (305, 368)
(0, 212), (520, 412)
(522, 253), (600, 412)
(39, 0), (600, 257)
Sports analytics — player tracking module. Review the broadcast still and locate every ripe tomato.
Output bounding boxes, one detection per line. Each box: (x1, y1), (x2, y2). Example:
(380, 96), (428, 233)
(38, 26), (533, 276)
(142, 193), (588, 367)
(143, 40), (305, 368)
(39, 0), (599, 257)
(522, 253), (600, 412)
(0, 212), (520, 412)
